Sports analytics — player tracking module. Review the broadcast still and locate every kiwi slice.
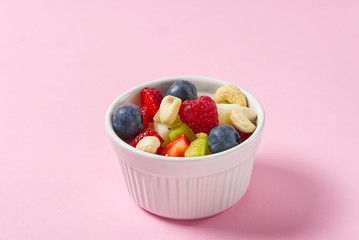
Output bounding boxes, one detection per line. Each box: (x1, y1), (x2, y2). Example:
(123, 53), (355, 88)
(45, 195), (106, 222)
(185, 133), (210, 157)
(169, 123), (196, 142)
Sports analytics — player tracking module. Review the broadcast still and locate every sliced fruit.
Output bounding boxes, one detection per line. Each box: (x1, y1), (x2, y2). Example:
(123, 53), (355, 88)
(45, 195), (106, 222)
(235, 129), (253, 142)
(157, 146), (164, 154)
(159, 133), (191, 157)
(169, 123), (196, 142)
(129, 128), (164, 148)
(141, 87), (163, 118)
(147, 121), (155, 130)
(216, 104), (241, 126)
(185, 133), (210, 157)
(154, 122), (171, 147)
(141, 106), (151, 129)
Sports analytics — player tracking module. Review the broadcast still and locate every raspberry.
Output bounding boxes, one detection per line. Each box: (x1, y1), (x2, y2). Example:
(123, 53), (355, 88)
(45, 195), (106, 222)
(179, 96), (218, 134)
(141, 87), (163, 118)
(129, 128), (164, 148)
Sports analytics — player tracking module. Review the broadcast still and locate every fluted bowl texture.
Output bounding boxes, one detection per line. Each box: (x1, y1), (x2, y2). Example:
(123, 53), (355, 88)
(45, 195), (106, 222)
(105, 76), (265, 220)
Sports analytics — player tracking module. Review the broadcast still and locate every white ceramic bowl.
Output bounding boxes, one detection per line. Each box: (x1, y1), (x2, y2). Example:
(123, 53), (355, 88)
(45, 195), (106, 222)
(105, 76), (265, 220)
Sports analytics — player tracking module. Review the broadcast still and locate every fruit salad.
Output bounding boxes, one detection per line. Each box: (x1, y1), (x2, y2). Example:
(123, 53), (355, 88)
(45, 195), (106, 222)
(112, 80), (258, 157)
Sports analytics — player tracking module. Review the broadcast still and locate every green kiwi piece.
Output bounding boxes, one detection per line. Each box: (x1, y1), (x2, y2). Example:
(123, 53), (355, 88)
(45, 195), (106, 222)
(169, 123), (196, 142)
(185, 133), (209, 157)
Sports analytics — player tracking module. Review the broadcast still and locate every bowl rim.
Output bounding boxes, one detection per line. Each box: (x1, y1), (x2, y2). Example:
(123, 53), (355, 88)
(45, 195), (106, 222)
(105, 75), (265, 163)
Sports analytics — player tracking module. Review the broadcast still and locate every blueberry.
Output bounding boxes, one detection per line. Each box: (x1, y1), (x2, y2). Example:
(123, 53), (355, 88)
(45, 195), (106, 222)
(165, 80), (198, 102)
(208, 125), (241, 153)
(112, 104), (143, 140)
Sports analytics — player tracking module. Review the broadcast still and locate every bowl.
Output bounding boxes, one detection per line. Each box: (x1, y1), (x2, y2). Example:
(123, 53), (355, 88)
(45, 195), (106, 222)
(105, 76), (265, 220)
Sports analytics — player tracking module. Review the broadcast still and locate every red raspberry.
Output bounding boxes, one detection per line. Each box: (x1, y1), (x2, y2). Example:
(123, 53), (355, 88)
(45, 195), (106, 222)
(179, 96), (218, 134)
(129, 128), (164, 148)
(141, 87), (163, 118)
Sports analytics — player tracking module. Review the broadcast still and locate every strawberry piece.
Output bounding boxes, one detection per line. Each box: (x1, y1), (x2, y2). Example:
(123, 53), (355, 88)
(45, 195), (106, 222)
(129, 128), (164, 148)
(157, 146), (164, 154)
(159, 133), (191, 157)
(179, 96), (218, 134)
(141, 106), (151, 129)
(235, 129), (253, 143)
(141, 87), (163, 118)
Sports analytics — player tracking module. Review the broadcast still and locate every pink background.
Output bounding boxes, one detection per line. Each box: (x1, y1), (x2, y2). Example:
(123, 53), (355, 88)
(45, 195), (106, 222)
(1, 0), (359, 239)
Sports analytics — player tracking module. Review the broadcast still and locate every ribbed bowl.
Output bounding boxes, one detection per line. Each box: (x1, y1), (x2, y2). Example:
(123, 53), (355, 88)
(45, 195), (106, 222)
(105, 76), (265, 220)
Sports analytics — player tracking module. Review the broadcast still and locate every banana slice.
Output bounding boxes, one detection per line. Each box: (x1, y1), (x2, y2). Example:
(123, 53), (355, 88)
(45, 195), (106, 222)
(159, 96), (182, 125)
(230, 107), (257, 133)
(214, 84), (247, 107)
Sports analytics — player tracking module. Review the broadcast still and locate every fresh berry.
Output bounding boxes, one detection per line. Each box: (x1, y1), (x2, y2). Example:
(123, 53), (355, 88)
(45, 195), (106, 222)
(141, 87), (163, 118)
(157, 146), (164, 154)
(208, 125), (240, 153)
(159, 133), (191, 157)
(129, 128), (164, 147)
(141, 106), (151, 129)
(235, 129), (252, 142)
(165, 80), (198, 102)
(179, 96), (218, 134)
(112, 104), (143, 140)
